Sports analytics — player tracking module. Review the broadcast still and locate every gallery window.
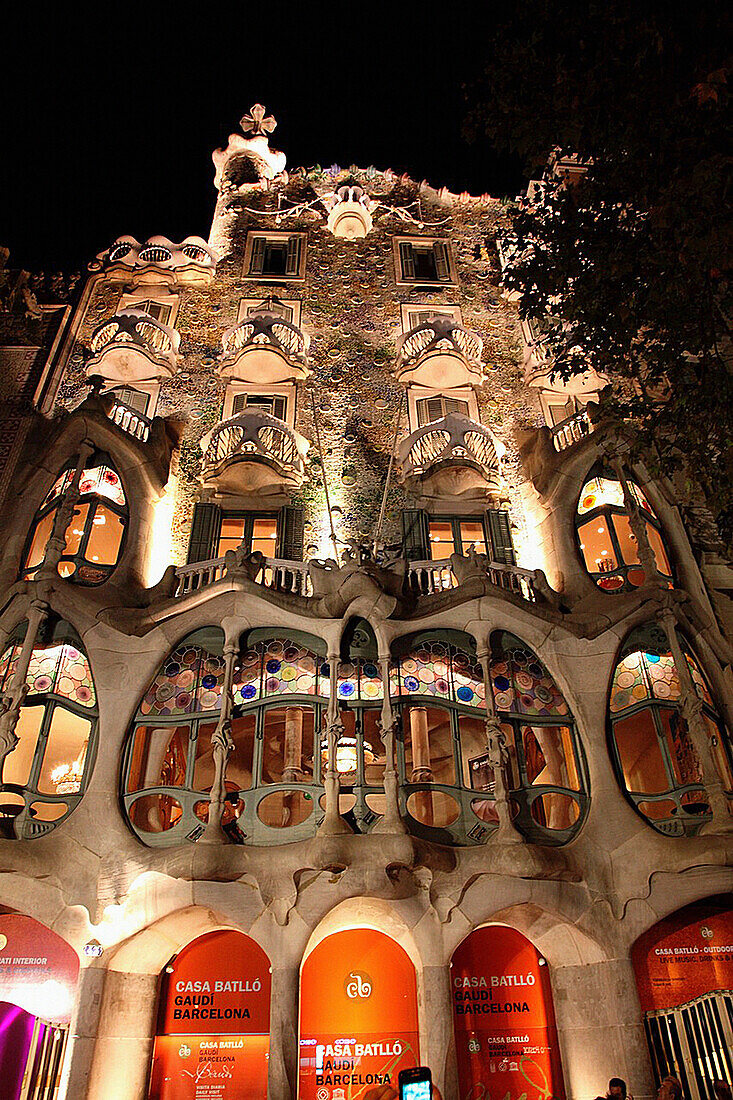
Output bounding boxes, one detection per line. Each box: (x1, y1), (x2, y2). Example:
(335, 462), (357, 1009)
(21, 453), (128, 586)
(0, 619), (97, 839)
(186, 504), (304, 565)
(394, 237), (456, 285)
(402, 509), (516, 566)
(243, 232), (306, 281)
(121, 628), (329, 846)
(576, 464), (672, 592)
(609, 623), (733, 836)
(216, 514), (279, 559)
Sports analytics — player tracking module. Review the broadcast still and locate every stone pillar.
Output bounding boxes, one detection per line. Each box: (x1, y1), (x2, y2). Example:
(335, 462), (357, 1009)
(267, 965), (299, 1100)
(60, 964), (106, 1100)
(201, 638), (237, 844)
(420, 964), (458, 1100)
(374, 651), (407, 834)
(409, 706), (434, 826)
(318, 652), (351, 835)
(282, 707), (304, 782)
(551, 958), (655, 1100)
(0, 599), (47, 776)
(85, 969), (159, 1100)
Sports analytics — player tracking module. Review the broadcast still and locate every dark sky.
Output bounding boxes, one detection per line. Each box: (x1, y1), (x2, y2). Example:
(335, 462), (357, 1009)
(0, 7), (523, 274)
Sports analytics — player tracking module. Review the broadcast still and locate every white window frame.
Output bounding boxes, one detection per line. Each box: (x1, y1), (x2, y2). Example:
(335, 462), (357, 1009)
(393, 236), (458, 287)
(242, 231), (307, 282)
(237, 296), (302, 327)
(407, 385), (479, 432)
(400, 303), (462, 333)
(118, 289), (179, 327)
(223, 382), (296, 427)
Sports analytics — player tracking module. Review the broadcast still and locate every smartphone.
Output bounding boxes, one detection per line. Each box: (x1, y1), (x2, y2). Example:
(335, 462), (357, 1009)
(399, 1065), (432, 1100)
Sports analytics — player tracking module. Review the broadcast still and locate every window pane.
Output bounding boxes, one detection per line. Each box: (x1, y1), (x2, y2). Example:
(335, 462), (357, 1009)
(577, 516), (617, 573)
(263, 242), (288, 276)
(459, 520), (487, 556)
(217, 516), (247, 557)
(428, 521), (456, 560)
(261, 706), (314, 784)
(37, 707), (92, 796)
(129, 792), (182, 833)
(703, 712), (733, 789)
(2, 705), (44, 787)
(85, 505), (125, 566)
(522, 725), (579, 791)
(412, 248), (438, 281)
(659, 709), (702, 787)
(363, 710), (385, 785)
(193, 716), (255, 793)
(322, 710), (357, 787)
(458, 714), (488, 786)
(126, 725), (189, 792)
(25, 509), (56, 571)
(251, 517), (278, 558)
(613, 709), (670, 793)
(611, 514), (640, 566)
(404, 705), (456, 785)
(64, 503), (90, 555)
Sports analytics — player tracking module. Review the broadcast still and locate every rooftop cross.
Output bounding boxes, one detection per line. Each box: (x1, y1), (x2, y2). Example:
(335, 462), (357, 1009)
(240, 104), (277, 137)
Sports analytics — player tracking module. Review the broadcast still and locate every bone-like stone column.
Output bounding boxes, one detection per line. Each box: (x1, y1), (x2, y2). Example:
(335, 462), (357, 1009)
(267, 965), (299, 1099)
(317, 652), (351, 835)
(373, 651), (407, 833)
(478, 647), (523, 843)
(0, 599), (47, 777)
(85, 969), (160, 1100)
(201, 638), (237, 844)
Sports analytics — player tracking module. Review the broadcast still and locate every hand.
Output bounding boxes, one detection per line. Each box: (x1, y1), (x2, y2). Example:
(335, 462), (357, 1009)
(362, 1086), (443, 1100)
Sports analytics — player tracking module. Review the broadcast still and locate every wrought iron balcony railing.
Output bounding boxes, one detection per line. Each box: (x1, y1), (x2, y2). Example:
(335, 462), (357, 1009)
(199, 410), (309, 495)
(395, 317), (483, 387)
(219, 312), (310, 383)
(86, 310), (180, 383)
(398, 413), (501, 495)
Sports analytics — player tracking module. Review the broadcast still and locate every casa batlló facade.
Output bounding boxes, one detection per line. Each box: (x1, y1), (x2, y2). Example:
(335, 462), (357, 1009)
(0, 108), (731, 1100)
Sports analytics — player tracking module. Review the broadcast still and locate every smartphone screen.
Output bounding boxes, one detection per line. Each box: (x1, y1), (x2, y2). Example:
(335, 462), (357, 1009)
(400, 1078), (432, 1100)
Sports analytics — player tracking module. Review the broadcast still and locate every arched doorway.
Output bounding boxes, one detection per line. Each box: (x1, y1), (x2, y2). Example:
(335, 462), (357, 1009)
(451, 925), (565, 1100)
(632, 897), (733, 1099)
(0, 910), (79, 1100)
(299, 927), (420, 1098)
(147, 929), (271, 1099)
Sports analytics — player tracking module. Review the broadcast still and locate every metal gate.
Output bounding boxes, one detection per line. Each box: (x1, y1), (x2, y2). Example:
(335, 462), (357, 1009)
(644, 990), (733, 1100)
(19, 1018), (68, 1100)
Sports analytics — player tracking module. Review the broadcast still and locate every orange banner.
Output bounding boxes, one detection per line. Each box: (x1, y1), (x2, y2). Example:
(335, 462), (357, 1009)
(451, 926), (565, 1100)
(148, 1034), (269, 1100)
(632, 899), (733, 1014)
(0, 914), (79, 1025)
(299, 928), (420, 1099)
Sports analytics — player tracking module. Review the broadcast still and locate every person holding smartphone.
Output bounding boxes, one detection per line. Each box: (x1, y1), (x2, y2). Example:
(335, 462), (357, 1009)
(363, 1073), (444, 1100)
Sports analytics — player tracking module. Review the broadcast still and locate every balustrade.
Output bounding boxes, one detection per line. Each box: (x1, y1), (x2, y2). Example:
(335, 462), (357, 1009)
(86, 310), (180, 383)
(395, 317), (483, 387)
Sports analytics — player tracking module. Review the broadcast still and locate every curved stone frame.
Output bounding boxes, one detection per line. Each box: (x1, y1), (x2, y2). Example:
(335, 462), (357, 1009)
(606, 623), (733, 837)
(0, 619), (98, 840)
(20, 450), (129, 587)
(574, 462), (673, 593)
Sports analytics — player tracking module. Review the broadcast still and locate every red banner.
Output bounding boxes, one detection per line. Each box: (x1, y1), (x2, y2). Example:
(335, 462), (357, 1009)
(0, 914), (79, 1025)
(149, 930), (271, 1100)
(632, 899), (733, 1013)
(451, 925), (565, 1100)
(299, 928), (420, 1099)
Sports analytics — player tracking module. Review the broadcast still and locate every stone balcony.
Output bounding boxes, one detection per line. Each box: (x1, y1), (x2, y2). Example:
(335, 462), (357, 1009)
(102, 392), (153, 442)
(219, 312), (310, 384)
(199, 410), (309, 496)
(395, 317), (483, 388)
(398, 413), (502, 498)
(86, 310), (180, 384)
(92, 235), (217, 286)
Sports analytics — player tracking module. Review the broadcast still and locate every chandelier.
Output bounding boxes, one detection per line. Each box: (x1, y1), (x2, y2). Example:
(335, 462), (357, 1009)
(50, 743), (88, 795)
(321, 730), (375, 775)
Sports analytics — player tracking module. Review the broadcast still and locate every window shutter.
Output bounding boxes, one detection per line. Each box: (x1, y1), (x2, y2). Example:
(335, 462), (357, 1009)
(445, 396), (469, 417)
(249, 236), (266, 275)
(399, 242), (416, 280)
(113, 386), (150, 414)
(187, 503), (221, 564)
(433, 240), (450, 281)
(401, 509), (429, 561)
(285, 236), (302, 276)
(279, 505), (304, 561)
(232, 392), (248, 414)
(486, 509), (516, 566)
(273, 396), (287, 420)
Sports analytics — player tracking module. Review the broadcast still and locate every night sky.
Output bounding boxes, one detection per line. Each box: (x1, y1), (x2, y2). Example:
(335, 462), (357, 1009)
(0, 9), (523, 274)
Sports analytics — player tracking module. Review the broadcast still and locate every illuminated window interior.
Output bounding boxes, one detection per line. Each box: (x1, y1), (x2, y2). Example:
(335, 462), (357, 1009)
(216, 514), (278, 559)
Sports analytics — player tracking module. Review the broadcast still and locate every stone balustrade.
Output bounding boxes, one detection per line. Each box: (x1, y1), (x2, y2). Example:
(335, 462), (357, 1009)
(407, 558), (539, 601)
(551, 407), (593, 451)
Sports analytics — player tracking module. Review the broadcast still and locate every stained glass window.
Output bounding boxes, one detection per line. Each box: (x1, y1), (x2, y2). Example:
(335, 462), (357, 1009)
(575, 464), (672, 593)
(392, 638), (484, 708)
(609, 625), (732, 836)
(21, 453), (128, 587)
(0, 620), (98, 840)
(490, 632), (568, 718)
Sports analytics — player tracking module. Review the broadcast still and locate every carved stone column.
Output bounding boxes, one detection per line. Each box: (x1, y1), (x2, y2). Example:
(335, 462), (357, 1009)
(0, 600), (48, 775)
(373, 652), (407, 834)
(408, 706), (435, 826)
(317, 652), (352, 835)
(282, 707), (304, 784)
(611, 457), (661, 586)
(37, 441), (95, 583)
(657, 607), (732, 831)
(200, 639), (237, 844)
(478, 649), (523, 843)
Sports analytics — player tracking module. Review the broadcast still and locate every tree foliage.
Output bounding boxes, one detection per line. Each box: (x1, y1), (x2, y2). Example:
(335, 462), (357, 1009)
(467, 0), (733, 543)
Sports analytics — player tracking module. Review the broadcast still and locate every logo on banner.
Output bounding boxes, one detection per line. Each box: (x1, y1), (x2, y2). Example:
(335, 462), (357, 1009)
(178, 1044), (191, 1059)
(0, 934), (7, 951)
(701, 926), (713, 940)
(345, 971), (372, 999)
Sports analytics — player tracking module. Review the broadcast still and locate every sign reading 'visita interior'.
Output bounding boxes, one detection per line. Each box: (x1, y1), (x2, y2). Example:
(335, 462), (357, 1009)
(451, 925), (565, 1100)
(148, 930), (271, 1100)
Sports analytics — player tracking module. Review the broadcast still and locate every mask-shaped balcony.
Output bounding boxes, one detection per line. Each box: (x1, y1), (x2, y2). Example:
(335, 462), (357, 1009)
(199, 410), (309, 496)
(219, 312), (310, 384)
(86, 310), (180, 384)
(325, 185), (374, 239)
(398, 413), (501, 498)
(395, 317), (483, 388)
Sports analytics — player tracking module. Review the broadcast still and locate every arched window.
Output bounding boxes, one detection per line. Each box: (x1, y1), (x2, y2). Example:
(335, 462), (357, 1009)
(391, 630), (587, 845)
(122, 628), (328, 846)
(21, 452), (128, 586)
(609, 623), (733, 836)
(575, 465), (672, 592)
(0, 619), (97, 838)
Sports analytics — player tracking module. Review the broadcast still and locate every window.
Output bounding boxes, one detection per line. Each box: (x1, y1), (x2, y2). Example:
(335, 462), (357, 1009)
(400, 304), (462, 332)
(416, 394), (470, 427)
(576, 465), (672, 592)
(106, 386), (151, 416)
(394, 237), (456, 286)
(216, 514), (278, 559)
(21, 453), (128, 586)
(402, 509), (515, 566)
(244, 232), (306, 281)
(118, 291), (178, 326)
(609, 624), (732, 836)
(187, 504), (304, 565)
(238, 296), (301, 326)
(122, 629), (328, 845)
(0, 620), (97, 839)
(230, 392), (287, 420)
(428, 517), (488, 560)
